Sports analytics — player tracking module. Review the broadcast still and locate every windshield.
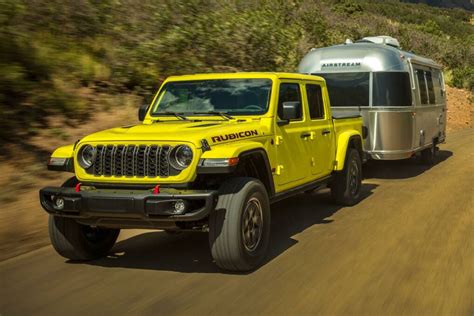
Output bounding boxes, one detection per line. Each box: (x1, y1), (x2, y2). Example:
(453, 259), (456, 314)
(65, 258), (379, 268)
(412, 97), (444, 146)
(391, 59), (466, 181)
(316, 72), (369, 107)
(151, 79), (272, 116)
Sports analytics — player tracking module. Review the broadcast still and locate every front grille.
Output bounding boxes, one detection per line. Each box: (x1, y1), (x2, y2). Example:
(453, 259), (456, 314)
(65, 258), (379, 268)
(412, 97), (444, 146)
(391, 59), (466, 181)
(90, 145), (173, 177)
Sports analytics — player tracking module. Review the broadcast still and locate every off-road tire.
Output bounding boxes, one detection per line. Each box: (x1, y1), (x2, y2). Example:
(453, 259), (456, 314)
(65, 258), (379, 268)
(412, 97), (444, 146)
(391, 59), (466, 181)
(331, 148), (362, 206)
(209, 177), (270, 271)
(49, 215), (120, 261)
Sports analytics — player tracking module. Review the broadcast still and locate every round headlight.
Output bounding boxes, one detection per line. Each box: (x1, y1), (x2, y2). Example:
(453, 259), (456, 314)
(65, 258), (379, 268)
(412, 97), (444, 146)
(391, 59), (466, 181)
(78, 145), (97, 169)
(172, 145), (193, 170)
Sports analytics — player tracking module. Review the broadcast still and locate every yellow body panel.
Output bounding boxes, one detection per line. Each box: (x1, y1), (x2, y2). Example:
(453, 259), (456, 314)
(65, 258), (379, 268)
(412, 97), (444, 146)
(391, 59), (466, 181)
(51, 144), (75, 158)
(50, 72), (363, 193)
(201, 141), (266, 159)
(334, 119), (364, 171)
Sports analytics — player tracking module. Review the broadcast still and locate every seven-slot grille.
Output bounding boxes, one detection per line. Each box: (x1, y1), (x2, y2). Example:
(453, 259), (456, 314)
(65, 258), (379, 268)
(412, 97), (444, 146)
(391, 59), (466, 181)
(90, 145), (173, 177)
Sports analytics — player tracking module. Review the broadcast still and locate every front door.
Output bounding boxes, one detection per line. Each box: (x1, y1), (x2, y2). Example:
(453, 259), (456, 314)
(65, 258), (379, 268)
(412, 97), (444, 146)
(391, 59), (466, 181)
(274, 82), (311, 190)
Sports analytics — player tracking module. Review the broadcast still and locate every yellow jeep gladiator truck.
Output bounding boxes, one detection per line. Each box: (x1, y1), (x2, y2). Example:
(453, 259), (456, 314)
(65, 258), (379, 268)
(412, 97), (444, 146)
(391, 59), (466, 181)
(40, 72), (364, 271)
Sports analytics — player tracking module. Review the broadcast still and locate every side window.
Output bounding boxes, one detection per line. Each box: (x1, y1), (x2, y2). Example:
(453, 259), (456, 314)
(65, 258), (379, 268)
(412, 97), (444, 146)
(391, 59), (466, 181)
(278, 83), (302, 120)
(373, 72), (412, 106)
(426, 71), (436, 104)
(306, 84), (325, 119)
(416, 69), (428, 105)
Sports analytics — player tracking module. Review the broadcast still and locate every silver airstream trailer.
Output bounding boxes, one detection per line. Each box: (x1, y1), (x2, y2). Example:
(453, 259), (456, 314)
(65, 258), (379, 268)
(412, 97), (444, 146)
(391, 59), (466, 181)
(298, 36), (446, 162)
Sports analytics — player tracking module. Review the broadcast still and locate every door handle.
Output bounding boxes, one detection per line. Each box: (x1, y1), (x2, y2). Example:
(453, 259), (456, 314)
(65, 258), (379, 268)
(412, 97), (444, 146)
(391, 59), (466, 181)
(300, 132), (311, 139)
(322, 129), (331, 135)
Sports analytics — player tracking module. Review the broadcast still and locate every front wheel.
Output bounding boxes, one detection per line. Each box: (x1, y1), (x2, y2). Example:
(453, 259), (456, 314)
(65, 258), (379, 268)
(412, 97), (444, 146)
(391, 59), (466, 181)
(209, 177), (270, 271)
(49, 215), (120, 261)
(331, 148), (362, 206)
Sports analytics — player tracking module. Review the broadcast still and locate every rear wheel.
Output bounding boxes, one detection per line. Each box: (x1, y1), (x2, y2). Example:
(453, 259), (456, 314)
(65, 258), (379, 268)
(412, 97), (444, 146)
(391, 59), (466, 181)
(331, 148), (362, 206)
(209, 177), (270, 271)
(49, 216), (119, 261)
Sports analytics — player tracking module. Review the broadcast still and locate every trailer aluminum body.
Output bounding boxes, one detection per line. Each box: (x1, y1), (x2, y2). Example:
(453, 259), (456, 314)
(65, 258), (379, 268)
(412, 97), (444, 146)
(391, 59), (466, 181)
(298, 36), (447, 160)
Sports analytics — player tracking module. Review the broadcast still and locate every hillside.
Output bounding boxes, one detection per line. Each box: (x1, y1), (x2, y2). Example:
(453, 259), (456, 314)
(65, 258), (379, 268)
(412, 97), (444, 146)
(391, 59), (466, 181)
(0, 0), (473, 145)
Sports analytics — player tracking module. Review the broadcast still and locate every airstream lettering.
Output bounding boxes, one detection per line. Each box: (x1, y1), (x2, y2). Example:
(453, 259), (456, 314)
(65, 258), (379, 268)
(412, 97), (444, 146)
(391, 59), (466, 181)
(321, 61), (362, 68)
(298, 36), (446, 163)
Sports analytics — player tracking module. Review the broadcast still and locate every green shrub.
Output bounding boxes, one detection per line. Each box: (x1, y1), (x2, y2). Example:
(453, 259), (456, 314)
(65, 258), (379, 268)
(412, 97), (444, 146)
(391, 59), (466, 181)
(334, 1), (364, 15)
(417, 19), (443, 36)
(451, 67), (474, 91)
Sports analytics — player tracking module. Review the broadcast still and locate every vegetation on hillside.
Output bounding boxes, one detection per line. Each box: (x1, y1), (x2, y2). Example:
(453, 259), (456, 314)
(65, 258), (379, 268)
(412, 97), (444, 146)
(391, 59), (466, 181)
(0, 0), (472, 144)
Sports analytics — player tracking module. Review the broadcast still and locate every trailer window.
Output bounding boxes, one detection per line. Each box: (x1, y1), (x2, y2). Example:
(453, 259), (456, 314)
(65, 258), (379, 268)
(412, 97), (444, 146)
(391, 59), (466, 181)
(416, 70), (428, 104)
(426, 71), (436, 104)
(373, 72), (412, 107)
(432, 69), (444, 99)
(316, 73), (369, 107)
(306, 84), (325, 119)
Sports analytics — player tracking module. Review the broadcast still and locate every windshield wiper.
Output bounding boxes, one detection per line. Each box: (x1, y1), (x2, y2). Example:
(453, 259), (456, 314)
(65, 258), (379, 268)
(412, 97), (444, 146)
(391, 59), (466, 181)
(154, 111), (189, 120)
(189, 111), (234, 120)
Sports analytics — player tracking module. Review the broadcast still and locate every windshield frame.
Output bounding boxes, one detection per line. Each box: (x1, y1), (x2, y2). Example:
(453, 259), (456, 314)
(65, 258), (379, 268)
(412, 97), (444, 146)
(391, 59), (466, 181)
(149, 78), (274, 118)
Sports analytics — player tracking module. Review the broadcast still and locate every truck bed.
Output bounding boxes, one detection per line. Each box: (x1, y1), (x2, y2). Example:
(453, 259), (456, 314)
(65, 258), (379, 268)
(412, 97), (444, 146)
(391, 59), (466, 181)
(333, 116), (364, 137)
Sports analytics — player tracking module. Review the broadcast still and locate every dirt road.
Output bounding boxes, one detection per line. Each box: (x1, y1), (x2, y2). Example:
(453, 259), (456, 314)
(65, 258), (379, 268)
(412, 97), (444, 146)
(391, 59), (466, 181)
(1, 128), (473, 316)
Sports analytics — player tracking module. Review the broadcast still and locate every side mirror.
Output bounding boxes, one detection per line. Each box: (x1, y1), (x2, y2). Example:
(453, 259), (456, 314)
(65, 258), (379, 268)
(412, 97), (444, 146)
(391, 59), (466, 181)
(138, 104), (149, 121)
(279, 101), (301, 123)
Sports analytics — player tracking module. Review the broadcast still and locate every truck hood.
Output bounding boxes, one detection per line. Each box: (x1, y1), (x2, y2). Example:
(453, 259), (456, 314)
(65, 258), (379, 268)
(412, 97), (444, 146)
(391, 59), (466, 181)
(79, 119), (271, 148)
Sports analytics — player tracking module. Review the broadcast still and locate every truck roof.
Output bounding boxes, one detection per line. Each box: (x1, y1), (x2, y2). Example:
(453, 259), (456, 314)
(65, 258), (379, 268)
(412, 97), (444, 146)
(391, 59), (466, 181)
(166, 72), (325, 82)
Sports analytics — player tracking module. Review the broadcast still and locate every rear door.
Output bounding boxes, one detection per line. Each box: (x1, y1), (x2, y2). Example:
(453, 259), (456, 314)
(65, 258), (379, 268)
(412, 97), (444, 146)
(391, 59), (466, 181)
(274, 81), (311, 189)
(432, 69), (447, 140)
(414, 66), (438, 147)
(303, 83), (335, 177)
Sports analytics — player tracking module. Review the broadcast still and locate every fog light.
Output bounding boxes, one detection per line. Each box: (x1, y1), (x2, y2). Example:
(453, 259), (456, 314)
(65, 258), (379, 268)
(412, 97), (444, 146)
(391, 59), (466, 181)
(54, 197), (65, 210)
(174, 200), (186, 214)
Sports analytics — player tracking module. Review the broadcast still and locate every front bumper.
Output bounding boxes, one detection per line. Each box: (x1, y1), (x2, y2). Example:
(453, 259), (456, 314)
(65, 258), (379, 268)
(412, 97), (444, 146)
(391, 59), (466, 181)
(39, 186), (217, 223)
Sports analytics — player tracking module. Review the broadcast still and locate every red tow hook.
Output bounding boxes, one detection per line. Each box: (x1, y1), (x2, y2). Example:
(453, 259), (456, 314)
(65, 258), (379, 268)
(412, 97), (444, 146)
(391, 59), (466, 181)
(75, 183), (82, 192)
(153, 185), (160, 195)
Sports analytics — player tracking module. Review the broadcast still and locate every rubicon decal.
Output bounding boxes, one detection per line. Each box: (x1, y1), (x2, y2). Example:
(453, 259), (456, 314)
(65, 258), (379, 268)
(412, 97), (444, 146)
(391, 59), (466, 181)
(211, 130), (258, 143)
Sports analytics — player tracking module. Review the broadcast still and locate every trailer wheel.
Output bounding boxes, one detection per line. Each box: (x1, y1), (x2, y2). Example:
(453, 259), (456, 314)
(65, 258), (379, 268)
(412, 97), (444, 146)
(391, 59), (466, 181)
(420, 143), (437, 165)
(331, 148), (362, 206)
(49, 215), (120, 261)
(209, 177), (270, 271)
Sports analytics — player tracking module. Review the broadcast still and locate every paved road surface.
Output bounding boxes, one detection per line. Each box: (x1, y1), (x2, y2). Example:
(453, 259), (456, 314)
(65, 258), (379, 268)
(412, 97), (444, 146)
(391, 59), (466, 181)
(1, 128), (473, 316)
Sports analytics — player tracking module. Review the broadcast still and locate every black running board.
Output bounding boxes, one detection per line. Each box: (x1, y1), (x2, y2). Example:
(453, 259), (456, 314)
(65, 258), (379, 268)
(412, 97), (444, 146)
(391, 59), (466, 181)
(270, 175), (333, 204)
